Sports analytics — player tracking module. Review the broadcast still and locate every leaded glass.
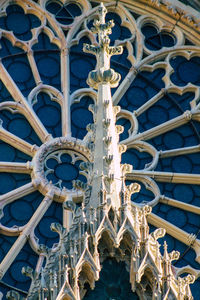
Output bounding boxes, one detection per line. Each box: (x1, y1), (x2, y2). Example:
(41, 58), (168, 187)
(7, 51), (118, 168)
(0, 0), (199, 298)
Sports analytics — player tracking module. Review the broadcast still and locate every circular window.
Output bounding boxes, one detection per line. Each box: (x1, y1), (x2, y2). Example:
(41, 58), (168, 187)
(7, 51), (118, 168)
(0, 0), (199, 298)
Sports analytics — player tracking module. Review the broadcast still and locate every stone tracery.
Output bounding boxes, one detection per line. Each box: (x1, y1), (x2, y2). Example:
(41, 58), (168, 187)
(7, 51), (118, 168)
(0, 0), (199, 298)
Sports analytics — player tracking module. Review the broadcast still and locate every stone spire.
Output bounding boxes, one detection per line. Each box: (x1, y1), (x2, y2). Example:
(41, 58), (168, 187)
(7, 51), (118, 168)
(83, 2), (125, 209)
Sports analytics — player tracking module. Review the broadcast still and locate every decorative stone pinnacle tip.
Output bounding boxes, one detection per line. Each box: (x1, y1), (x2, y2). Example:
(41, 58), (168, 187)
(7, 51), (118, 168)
(98, 2), (107, 23)
(163, 241), (168, 256)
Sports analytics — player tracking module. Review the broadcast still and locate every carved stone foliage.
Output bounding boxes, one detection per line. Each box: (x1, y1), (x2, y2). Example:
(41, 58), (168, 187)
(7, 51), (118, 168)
(26, 199), (195, 299)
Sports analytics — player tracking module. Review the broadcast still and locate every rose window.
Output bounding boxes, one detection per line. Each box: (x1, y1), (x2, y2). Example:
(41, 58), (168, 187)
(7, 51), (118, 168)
(0, 0), (199, 299)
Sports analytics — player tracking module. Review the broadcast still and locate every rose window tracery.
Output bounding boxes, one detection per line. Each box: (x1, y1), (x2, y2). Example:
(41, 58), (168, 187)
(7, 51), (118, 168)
(0, 0), (199, 299)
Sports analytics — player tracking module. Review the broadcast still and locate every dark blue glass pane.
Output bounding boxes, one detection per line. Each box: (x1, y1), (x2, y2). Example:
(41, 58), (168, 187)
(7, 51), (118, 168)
(0, 141), (31, 162)
(119, 69), (165, 111)
(34, 202), (62, 247)
(71, 96), (94, 139)
(2, 54), (36, 97)
(148, 122), (200, 151)
(2, 241), (38, 292)
(0, 5), (41, 41)
(138, 92), (195, 132)
(46, 2), (82, 25)
(0, 110), (41, 145)
(84, 258), (139, 299)
(142, 25), (175, 50)
(32, 32), (59, 51)
(153, 204), (200, 236)
(105, 12), (131, 45)
(0, 173), (30, 195)
(111, 48), (131, 94)
(34, 51), (61, 91)
(170, 56), (200, 86)
(156, 153), (200, 174)
(1, 191), (43, 228)
(33, 33), (61, 91)
(70, 37), (96, 92)
(0, 37), (23, 58)
(158, 182), (200, 207)
(33, 92), (62, 137)
(122, 148), (152, 170)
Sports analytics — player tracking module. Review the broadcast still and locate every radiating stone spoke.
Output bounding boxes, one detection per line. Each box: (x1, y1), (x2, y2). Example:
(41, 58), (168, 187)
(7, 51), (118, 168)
(148, 213), (200, 263)
(159, 195), (200, 214)
(0, 162), (31, 174)
(0, 182), (35, 207)
(27, 50), (42, 85)
(135, 90), (164, 116)
(0, 63), (52, 143)
(160, 145), (200, 158)
(125, 111), (192, 144)
(113, 67), (137, 105)
(0, 190), (54, 280)
(0, 126), (37, 156)
(61, 48), (71, 137)
(126, 170), (200, 184)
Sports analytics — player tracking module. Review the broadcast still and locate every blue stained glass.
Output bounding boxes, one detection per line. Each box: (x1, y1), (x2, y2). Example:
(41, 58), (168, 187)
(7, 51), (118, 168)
(84, 258), (139, 299)
(0, 173), (30, 195)
(158, 182), (200, 206)
(1, 191), (43, 228)
(0, 110), (41, 145)
(0, 38), (23, 58)
(0, 3), (199, 299)
(0, 5), (41, 41)
(170, 56), (200, 86)
(142, 24), (176, 50)
(153, 204), (200, 235)
(122, 148), (152, 170)
(119, 69), (165, 112)
(156, 153), (200, 174)
(2, 54), (36, 97)
(34, 51), (61, 91)
(33, 33), (61, 91)
(46, 2), (82, 25)
(2, 242), (38, 292)
(148, 122), (200, 151)
(105, 12), (131, 45)
(71, 96), (94, 139)
(0, 236), (17, 263)
(0, 141), (31, 162)
(138, 92), (195, 133)
(70, 37), (96, 92)
(111, 48), (131, 94)
(33, 92), (62, 137)
(46, 154), (85, 189)
(34, 202), (62, 247)
(32, 32), (59, 51)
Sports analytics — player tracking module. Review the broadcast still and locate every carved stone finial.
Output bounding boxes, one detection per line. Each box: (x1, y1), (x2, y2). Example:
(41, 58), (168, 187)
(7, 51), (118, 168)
(163, 240), (169, 260)
(83, 3), (123, 89)
(98, 2), (107, 24)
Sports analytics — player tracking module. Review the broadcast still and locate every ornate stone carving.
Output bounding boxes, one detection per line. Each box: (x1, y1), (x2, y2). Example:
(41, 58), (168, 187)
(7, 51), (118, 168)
(1, 0), (199, 298)
(25, 4), (195, 299)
